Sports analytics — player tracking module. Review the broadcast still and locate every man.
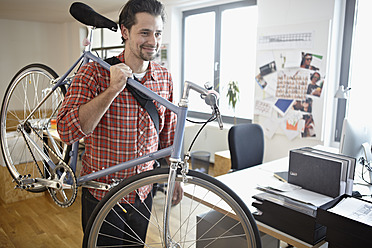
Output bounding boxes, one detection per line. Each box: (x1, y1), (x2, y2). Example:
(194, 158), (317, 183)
(57, 0), (182, 245)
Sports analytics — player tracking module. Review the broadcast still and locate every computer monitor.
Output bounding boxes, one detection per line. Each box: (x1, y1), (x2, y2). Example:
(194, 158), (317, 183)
(339, 118), (372, 159)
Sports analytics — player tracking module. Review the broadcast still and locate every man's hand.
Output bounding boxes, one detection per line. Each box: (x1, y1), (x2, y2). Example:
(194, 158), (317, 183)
(109, 63), (132, 94)
(78, 63), (132, 134)
(172, 181), (183, 206)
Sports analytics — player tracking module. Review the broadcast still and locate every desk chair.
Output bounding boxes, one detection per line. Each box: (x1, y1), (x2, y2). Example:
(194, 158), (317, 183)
(229, 124), (286, 247)
(228, 123), (264, 171)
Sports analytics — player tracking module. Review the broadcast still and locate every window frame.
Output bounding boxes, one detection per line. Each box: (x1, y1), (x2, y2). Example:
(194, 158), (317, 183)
(334, 0), (357, 142)
(181, 0), (257, 124)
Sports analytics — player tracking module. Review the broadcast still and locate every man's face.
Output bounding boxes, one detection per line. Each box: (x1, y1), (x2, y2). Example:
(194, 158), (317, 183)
(121, 12), (163, 61)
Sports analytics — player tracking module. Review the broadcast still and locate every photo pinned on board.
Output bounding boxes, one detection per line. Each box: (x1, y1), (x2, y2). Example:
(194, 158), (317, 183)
(301, 114), (316, 138)
(307, 71), (324, 97)
(259, 61), (277, 77)
(273, 98), (294, 116)
(255, 73), (268, 89)
(300, 52), (322, 71)
(293, 97), (313, 113)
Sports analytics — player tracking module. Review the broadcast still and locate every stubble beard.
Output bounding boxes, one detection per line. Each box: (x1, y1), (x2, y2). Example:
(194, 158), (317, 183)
(139, 45), (159, 61)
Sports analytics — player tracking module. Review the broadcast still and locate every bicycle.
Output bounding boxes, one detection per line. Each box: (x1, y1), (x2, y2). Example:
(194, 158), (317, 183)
(0, 2), (261, 248)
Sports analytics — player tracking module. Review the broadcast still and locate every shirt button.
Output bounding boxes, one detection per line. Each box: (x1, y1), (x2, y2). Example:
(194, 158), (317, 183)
(139, 152), (143, 156)
(140, 131), (144, 135)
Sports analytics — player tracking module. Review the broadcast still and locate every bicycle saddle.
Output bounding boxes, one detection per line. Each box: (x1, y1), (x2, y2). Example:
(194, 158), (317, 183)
(70, 2), (118, 31)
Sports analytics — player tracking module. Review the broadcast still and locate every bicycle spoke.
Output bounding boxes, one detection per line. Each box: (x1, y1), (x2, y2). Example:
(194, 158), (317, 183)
(84, 169), (260, 248)
(148, 189), (165, 247)
(1, 64), (69, 194)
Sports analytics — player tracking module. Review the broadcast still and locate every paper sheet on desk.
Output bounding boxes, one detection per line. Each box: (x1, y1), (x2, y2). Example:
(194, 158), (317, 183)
(328, 197), (372, 226)
(258, 182), (333, 206)
(262, 181), (301, 192)
(281, 187), (333, 206)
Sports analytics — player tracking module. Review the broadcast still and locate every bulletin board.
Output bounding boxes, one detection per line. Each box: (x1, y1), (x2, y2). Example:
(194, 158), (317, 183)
(254, 20), (331, 141)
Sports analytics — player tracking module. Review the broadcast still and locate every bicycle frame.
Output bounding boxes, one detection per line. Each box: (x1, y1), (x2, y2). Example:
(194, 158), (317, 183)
(78, 52), (189, 185)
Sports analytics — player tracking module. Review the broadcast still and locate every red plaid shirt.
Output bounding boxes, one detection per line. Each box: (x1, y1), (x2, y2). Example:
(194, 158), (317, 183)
(57, 51), (176, 203)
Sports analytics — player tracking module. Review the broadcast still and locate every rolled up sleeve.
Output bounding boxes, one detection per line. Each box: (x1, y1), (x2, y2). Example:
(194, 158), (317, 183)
(57, 63), (98, 145)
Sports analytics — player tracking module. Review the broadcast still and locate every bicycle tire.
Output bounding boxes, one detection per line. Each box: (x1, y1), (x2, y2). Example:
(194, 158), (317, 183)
(83, 168), (261, 248)
(0, 64), (71, 192)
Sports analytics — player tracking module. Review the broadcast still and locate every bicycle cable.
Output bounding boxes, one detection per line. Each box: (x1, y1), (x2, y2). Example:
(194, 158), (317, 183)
(186, 114), (217, 153)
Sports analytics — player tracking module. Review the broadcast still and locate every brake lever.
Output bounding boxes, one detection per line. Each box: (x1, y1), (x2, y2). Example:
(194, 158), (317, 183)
(203, 90), (223, 130)
(213, 104), (223, 130)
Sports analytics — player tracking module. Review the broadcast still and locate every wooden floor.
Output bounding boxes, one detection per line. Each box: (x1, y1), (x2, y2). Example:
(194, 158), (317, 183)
(0, 164), (291, 248)
(0, 190), (83, 248)
(0, 162), (215, 248)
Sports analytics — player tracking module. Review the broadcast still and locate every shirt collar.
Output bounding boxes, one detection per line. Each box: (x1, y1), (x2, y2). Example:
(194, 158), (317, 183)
(117, 50), (158, 82)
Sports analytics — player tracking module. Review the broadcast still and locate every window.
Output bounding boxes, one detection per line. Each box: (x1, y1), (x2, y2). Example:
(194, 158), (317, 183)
(91, 28), (123, 59)
(182, 0), (258, 123)
(334, 0), (372, 141)
(346, 0), (372, 123)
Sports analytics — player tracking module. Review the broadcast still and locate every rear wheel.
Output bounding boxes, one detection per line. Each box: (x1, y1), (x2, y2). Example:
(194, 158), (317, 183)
(83, 168), (261, 248)
(0, 64), (71, 192)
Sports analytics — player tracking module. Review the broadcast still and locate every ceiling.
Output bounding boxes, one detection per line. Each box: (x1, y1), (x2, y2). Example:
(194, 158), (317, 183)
(0, 0), (204, 23)
(0, 0), (144, 23)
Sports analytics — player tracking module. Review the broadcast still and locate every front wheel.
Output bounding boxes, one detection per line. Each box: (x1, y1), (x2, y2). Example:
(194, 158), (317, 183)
(83, 168), (261, 248)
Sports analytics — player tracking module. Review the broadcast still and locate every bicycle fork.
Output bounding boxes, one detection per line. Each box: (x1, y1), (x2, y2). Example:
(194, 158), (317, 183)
(163, 158), (188, 248)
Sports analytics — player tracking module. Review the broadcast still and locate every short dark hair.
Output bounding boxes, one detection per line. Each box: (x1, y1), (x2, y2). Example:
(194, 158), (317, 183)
(119, 0), (166, 44)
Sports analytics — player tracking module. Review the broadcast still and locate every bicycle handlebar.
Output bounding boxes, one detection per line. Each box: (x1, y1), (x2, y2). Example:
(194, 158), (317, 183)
(182, 81), (223, 130)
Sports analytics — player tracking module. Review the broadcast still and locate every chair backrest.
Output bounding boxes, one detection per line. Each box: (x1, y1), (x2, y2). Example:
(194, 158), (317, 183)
(228, 123), (264, 171)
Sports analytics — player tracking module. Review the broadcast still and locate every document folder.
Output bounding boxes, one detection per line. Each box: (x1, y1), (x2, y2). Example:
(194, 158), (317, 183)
(288, 148), (356, 198)
(299, 147), (356, 195)
(252, 192), (326, 245)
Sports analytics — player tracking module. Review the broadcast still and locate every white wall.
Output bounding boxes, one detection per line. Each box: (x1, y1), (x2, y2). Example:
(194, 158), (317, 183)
(255, 0), (331, 162)
(165, 0), (346, 163)
(0, 19), (81, 102)
(0, 19), (82, 167)
(255, 0), (345, 162)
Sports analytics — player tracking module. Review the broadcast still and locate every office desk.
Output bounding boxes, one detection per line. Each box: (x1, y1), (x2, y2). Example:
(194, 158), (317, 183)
(185, 157), (326, 248)
(216, 157), (327, 248)
(212, 154), (372, 248)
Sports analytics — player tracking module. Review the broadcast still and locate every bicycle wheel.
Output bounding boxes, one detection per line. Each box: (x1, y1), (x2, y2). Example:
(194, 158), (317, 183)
(83, 168), (261, 248)
(0, 64), (70, 192)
